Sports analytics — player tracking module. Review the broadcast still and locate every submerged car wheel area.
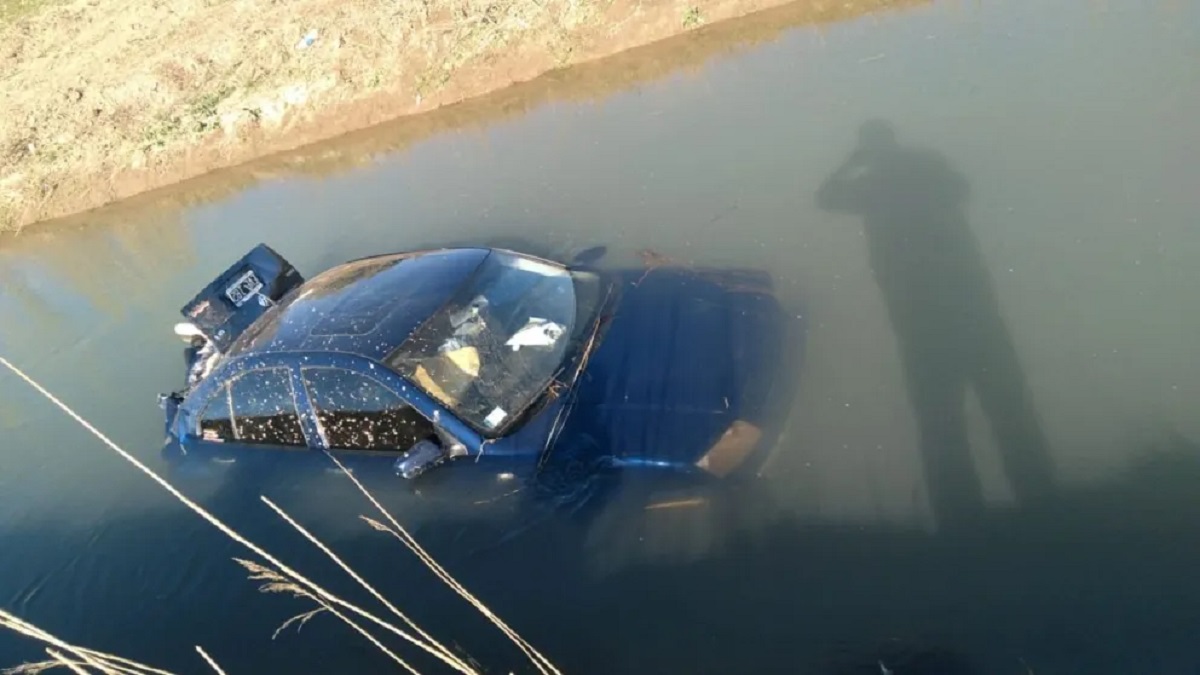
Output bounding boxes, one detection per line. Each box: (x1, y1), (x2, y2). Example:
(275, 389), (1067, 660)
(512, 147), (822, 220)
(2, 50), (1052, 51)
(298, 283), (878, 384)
(159, 243), (803, 502)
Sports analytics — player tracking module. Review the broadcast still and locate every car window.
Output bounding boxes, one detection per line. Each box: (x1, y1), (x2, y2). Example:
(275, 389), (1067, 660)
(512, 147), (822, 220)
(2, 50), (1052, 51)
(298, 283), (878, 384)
(386, 251), (579, 434)
(198, 384), (234, 442)
(301, 367), (435, 452)
(198, 368), (305, 446)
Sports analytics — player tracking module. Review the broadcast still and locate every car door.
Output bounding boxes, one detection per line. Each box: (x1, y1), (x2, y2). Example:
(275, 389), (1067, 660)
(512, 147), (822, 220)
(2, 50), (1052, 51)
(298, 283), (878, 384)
(299, 366), (439, 475)
(188, 366), (312, 472)
(300, 365), (531, 513)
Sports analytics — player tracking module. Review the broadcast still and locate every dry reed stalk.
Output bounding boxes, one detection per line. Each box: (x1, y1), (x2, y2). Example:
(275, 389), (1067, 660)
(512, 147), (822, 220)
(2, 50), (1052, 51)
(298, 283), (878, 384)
(192, 648), (223, 675)
(3, 660), (61, 675)
(70, 652), (172, 675)
(0, 608), (170, 675)
(4, 652), (105, 675)
(44, 650), (91, 675)
(233, 559), (420, 674)
(319, 450), (560, 675)
(316, 600), (422, 674)
(3, 662), (57, 675)
(0, 357), (472, 674)
(362, 515), (552, 673)
(259, 496), (472, 673)
(271, 608), (326, 640)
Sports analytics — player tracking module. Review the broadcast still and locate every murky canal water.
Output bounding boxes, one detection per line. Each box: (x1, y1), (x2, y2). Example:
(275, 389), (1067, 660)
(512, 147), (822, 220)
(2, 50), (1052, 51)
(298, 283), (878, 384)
(2, 0), (1199, 672)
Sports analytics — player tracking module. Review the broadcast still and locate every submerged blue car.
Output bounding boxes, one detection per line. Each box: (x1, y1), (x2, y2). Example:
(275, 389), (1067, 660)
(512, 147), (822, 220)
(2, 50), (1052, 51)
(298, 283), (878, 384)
(160, 244), (801, 499)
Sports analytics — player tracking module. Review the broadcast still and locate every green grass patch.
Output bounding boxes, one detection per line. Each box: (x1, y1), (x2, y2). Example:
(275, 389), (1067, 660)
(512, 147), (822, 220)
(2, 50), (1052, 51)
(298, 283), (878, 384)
(1, 0), (54, 24)
(188, 85), (235, 132)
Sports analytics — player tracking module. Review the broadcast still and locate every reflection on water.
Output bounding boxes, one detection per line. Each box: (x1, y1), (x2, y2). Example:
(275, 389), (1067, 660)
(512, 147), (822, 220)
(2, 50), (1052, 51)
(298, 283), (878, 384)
(3, 431), (1195, 672)
(570, 434), (1200, 674)
(816, 120), (1055, 531)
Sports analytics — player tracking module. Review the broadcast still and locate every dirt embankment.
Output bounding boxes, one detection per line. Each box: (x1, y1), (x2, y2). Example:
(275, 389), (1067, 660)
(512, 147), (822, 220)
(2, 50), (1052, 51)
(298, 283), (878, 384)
(1, 0), (913, 232)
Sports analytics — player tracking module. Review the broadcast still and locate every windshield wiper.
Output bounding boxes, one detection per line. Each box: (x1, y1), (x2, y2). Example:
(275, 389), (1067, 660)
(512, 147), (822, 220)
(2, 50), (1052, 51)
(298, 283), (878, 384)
(536, 281), (615, 471)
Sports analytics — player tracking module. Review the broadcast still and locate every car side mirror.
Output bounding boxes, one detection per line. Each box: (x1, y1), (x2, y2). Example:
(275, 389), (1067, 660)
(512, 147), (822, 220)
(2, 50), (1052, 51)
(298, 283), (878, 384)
(394, 438), (447, 480)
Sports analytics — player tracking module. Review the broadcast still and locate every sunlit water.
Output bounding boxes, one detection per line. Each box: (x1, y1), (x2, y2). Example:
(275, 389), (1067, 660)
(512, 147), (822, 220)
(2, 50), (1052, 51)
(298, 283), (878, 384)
(2, 0), (1199, 672)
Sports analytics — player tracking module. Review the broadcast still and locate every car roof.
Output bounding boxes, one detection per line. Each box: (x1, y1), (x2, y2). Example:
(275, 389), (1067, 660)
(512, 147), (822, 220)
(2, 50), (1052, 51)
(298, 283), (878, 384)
(225, 248), (490, 362)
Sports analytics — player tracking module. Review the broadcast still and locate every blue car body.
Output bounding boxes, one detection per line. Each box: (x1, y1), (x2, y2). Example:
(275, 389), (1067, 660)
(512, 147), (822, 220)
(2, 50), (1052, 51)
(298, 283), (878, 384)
(160, 244), (802, 498)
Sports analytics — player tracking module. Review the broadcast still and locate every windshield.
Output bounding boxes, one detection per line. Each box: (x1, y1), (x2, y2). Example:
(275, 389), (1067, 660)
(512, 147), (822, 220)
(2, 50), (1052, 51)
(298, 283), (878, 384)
(387, 251), (580, 434)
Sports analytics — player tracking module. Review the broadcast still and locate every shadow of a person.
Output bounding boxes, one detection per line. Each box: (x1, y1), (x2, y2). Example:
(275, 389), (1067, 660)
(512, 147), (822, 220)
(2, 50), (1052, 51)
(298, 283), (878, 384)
(816, 120), (1055, 530)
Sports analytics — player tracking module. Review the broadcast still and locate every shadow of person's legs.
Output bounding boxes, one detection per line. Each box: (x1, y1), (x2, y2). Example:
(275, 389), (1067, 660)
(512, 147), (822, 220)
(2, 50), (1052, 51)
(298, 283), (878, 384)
(970, 318), (1056, 507)
(904, 355), (986, 531)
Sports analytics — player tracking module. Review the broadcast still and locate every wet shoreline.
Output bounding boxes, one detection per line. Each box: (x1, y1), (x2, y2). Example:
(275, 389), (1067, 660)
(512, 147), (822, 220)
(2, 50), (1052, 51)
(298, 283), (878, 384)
(1, 0), (925, 238)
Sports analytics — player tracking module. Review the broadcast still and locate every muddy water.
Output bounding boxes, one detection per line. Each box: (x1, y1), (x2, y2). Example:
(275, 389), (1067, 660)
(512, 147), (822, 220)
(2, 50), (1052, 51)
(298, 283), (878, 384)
(3, 0), (1199, 672)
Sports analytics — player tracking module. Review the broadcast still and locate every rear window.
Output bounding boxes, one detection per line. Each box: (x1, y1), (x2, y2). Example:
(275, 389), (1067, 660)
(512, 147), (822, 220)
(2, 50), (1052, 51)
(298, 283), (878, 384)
(305, 251), (487, 337)
(304, 256), (409, 336)
(226, 248), (489, 358)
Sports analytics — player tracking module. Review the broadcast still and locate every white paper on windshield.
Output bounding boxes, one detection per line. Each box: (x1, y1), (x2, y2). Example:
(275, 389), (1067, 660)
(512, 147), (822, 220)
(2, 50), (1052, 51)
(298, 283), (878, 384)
(484, 407), (508, 429)
(506, 317), (564, 351)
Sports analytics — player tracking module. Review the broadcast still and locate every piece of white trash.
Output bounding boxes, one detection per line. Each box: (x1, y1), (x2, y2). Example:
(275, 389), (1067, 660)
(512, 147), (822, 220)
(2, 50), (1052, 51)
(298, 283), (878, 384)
(506, 317), (564, 351)
(484, 407), (508, 429)
(296, 29), (318, 50)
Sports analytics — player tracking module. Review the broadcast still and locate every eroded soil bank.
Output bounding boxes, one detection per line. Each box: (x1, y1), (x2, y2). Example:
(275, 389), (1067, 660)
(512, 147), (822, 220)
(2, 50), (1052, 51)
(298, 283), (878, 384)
(0, 0), (916, 232)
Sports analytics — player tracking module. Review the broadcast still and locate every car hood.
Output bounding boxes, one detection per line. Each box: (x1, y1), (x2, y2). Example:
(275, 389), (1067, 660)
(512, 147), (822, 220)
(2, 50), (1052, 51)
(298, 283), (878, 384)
(561, 267), (784, 468)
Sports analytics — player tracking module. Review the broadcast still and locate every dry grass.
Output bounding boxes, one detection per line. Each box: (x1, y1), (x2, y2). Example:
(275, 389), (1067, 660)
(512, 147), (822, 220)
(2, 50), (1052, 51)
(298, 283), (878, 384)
(0, 0), (601, 230)
(0, 0), (53, 23)
(0, 0), (922, 232)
